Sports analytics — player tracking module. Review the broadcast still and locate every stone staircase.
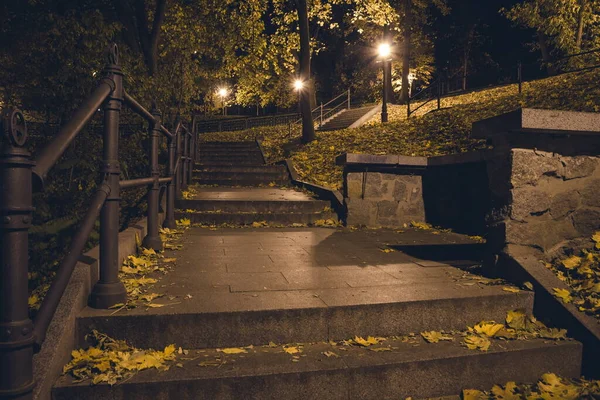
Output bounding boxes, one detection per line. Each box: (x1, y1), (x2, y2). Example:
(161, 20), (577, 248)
(319, 105), (377, 131)
(52, 229), (582, 399)
(175, 141), (336, 226)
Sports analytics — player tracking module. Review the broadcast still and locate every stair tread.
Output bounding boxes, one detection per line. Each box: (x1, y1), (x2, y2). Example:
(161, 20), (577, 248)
(53, 338), (581, 400)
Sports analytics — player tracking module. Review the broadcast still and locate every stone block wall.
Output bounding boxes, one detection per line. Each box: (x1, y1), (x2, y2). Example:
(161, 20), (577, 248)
(487, 148), (600, 253)
(345, 171), (425, 227)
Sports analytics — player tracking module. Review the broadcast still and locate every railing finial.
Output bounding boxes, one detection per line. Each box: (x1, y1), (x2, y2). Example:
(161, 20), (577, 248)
(2, 107), (28, 147)
(107, 43), (119, 65)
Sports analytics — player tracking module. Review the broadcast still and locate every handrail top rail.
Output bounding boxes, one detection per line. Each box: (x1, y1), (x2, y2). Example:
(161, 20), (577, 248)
(321, 89), (349, 109)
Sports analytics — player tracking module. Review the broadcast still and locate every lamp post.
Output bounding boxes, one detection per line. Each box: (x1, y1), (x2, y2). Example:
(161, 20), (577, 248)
(294, 79), (304, 115)
(378, 43), (391, 123)
(218, 88), (228, 116)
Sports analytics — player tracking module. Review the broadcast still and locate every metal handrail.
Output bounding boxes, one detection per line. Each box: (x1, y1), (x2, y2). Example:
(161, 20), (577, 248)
(407, 48), (600, 118)
(291, 89), (351, 129)
(0, 43), (197, 399)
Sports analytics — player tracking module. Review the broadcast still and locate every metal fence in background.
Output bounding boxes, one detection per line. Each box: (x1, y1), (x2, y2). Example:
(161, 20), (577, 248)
(407, 48), (600, 118)
(195, 113), (300, 133)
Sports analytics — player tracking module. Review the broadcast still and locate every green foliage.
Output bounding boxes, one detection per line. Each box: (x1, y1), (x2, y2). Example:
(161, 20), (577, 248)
(502, 0), (600, 55)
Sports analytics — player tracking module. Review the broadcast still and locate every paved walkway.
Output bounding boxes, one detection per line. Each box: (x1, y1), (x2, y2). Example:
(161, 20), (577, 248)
(82, 227), (502, 318)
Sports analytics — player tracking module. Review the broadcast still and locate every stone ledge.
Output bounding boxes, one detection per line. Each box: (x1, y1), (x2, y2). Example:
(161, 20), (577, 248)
(498, 244), (600, 377)
(472, 108), (600, 139)
(336, 151), (488, 168)
(280, 158), (345, 219)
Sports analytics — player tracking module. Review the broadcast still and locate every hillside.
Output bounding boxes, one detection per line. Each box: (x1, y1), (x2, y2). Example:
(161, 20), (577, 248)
(200, 69), (600, 189)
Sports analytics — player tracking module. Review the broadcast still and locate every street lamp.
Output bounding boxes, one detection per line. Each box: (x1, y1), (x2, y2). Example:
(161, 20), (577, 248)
(293, 79), (304, 114)
(217, 87), (228, 116)
(378, 43), (392, 123)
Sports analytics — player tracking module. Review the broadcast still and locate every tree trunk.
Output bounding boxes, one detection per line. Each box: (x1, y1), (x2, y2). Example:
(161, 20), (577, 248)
(296, 0), (316, 143)
(576, 0), (586, 50)
(399, 0), (411, 104)
(538, 31), (557, 75)
(383, 25), (393, 104)
(115, 0), (167, 76)
(462, 24), (476, 91)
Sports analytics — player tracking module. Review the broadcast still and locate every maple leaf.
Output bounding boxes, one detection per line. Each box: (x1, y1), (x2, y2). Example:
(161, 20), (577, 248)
(353, 336), (383, 346)
(552, 288), (572, 304)
(561, 256), (582, 269)
(219, 347), (247, 354)
(463, 335), (491, 351)
(491, 381), (520, 400)
(420, 331), (453, 343)
(473, 321), (504, 337)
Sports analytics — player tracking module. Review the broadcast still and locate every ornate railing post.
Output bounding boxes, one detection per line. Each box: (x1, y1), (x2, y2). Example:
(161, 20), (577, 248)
(187, 132), (193, 186)
(181, 132), (189, 190)
(0, 109), (35, 400)
(142, 104), (163, 250)
(175, 130), (182, 198)
(164, 125), (177, 229)
(90, 45), (127, 309)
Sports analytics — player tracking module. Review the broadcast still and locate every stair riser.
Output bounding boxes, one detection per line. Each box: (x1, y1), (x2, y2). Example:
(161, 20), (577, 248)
(201, 142), (257, 147)
(193, 172), (288, 180)
(199, 151), (263, 157)
(173, 211), (334, 225)
(76, 292), (532, 349)
(194, 167), (286, 174)
(195, 161), (265, 166)
(52, 341), (581, 400)
(192, 178), (289, 186)
(175, 200), (329, 213)
(199, 156), (264, 161)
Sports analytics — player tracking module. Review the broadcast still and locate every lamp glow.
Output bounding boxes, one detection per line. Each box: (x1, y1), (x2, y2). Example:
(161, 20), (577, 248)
(218, 88), (228, 97)
(378, 43), (391, 58)
(294, 79), (304, 91)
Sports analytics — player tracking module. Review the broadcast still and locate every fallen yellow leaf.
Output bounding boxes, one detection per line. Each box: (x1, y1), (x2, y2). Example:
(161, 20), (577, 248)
(219, 347), (247, 354)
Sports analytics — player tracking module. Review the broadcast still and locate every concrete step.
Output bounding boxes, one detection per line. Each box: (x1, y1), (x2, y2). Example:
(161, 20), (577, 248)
(173, 210), (335, 225)
(320, 106), (375, 131)
(193, 171), (288, 181)
(199, 154), (264, 161)
(175, 199), (330, 213)
(192, 178), (290, 186)
(76, 284), (533, 350)
(201, 141), (257, 148)
(199, 150), (263, 157)
(194, 165), (287, 174)
(195, 161), (265, 166)
(53, 338), (581, 400)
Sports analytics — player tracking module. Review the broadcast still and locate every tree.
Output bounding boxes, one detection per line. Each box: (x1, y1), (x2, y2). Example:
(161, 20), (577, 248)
(503, 0), (600, 59)
(113, 0), (168, 76)
(349, 0), (448, 104)
(296, 0), (317, 143)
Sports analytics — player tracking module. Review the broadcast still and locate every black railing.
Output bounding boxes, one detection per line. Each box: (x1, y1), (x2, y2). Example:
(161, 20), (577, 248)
(0, 44), (196, 399)
(407, 48), (600, 118)
(195, 113), (300, 133)
(288, 89), (351, 136)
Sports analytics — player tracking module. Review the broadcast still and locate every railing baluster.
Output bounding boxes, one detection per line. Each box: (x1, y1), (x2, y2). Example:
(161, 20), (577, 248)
(175, 130), (182, 198)
(164, 123), (177, 229)
(0, 108), (35, 400)
(182, 131), (189, 190)
(90, 45), (127, 309)
(142, 103), (163, 251)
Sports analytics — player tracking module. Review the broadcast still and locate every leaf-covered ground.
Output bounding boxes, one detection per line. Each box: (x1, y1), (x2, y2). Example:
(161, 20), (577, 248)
(201, 69), (600, 189)
(461, 373), (600, 400)
(546, 232), (600, 320)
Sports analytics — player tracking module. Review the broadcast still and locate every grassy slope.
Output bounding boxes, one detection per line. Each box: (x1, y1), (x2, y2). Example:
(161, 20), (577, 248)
(201, 69), (600, 189)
